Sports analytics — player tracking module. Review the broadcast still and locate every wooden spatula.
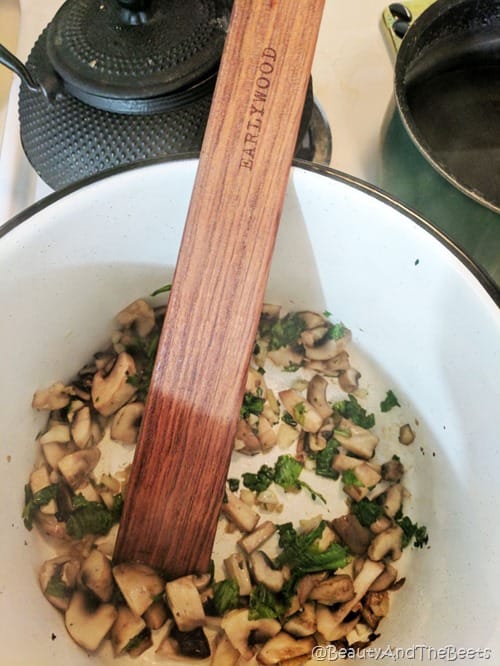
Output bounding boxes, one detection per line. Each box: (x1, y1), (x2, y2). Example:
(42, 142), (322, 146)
(114, 0), (326, 579)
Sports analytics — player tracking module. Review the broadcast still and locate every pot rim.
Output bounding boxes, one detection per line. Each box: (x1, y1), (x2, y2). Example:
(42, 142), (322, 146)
(1, 153), (499, 306)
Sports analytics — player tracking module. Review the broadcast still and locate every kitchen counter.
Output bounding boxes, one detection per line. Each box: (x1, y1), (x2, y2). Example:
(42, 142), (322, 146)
(0, 0), (499, 288)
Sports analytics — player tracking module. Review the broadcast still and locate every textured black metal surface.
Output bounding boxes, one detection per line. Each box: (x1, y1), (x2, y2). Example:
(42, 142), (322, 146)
(46, 0), (230, 99)
(19, 28), (317, 190)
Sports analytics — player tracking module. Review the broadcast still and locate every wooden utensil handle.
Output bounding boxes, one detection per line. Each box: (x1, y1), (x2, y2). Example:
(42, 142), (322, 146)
(114, 0), (326, 577)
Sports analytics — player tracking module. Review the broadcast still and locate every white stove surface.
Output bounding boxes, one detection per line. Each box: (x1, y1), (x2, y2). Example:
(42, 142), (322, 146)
(0, 0), (395, 224)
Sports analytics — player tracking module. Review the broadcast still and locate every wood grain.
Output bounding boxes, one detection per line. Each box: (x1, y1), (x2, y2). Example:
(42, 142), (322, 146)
(114, 0), (326, 578)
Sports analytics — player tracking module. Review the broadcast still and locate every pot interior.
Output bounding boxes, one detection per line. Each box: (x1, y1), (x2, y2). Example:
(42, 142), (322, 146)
(0, 158), (499, 663)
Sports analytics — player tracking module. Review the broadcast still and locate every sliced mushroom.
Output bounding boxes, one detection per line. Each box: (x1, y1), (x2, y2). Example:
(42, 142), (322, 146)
(32, 382), (71, 411)
(224, 553), (252, 596)
(267, 346), (304, 369)
(257, 415), (277, 450)
(169, 625), (211, 660)
(234, 419), (262, 455)
(303, 337), (343, 362)
(211, 632), (240, 666)
(370, 515), (393, 535)
(297, 310), (326, 329)
(258, 631), (316, 665)
(399, 423), (415, 445)
(57, 448), (101, 489)
(308, 574), (354, 605)
(81, 549), (114, 602)
(65, 588), (117, 652)
(39, 555), (80, 611)
(222, 489), (260, 533)
(246, 367), (267, 394)
(42, 441), (69, 470)
(249, 551), (288, 593)
(305, 350), (351, 376)
(238, 520), (276, 555)
(30, 464), (57, 515)
(94, 523), (119, 558)
(283, 601), (316, 637)
(111, 605), (147, 656)
(296, 572), (328, 605)
(110, 402), (144, 444)
(220, 609), (281, 661)
(71, 405), (92, 448)
(306, 374), (333, 420)
(383, 483), (404, 518)
(74, 480), (101, 503)
(361, 591), (390, 630)
(165, 575), (206, 632)
(338, 367), (361, 394)
(316, 604), (360, 641)
(276, 422), (299, 449)
(143, 599), (168, 630)
(112, 562), (164, 617)
(353, 462), (382, 489)
(368, 563), (398, 592)
(381, 458), (405, 482)
(116, 298), (155, 338)
(368, 525), (404, 562)
(39, 423), (71, 446)
(334, 419), (378, 459)
(278, 389), (323, 433)
(331, 514), (373, 555)
(91, 351), (137, 417)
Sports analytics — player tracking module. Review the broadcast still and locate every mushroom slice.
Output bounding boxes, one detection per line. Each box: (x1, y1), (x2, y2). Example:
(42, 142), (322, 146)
(234, 419), (262, 455)
(283, 601), (316, 637)
(306, 375), (333, 420)
(296, 310), (326, 329)
(222, 489), (260, 533)
(316, 604), (360, 641)
(369, 564), (398, 592)
(94, 523), (119, 558)
(381, 458), (405, 482)
(238, 520), (276, 555)
(338, 367), (361, 394)
(267, 345), (304, 369)
(71, 405), (92, 448)
(334, 419), (378, 459)
(361, 591), (390, 630)
(39, 555), (80, 611)
(112, 562), (164, 617)
(211, 633), (240, 665)
(383, 483), (404, 518)
(42, 442), (68, 470)
(249, 551), (288, 593)
(354, 462), (382, 489)
(258, 415), (277, 450)
(30, 464), (57, 515)
(308, 574), (354, 605)
(313, 559), (384, 639)
(246, 367), (267, 394)
(305, 351), (351, 376)
(224, 553), (252, 596)
(116, 298), (155, 338)
(165, 575), (206, 632)
(331, 514), (373, 556)
(110, 402), (144, 444)
(169, 625), (211, 660)
(278, 389), (323, 433)
(221, 609), (281, 661)
(65, 588), (117, 652)
(39, 423), (71, 445)
(368, 525), (404, 562)
(81, 549), (114, 602)
(296, 572), (328, 605)
(32, 382), (71, 411)
(143, 599), (168, 630)
(399, 423), (415, 445)
(91, 351), (137, 417)
(258, 632), (316, 665)
(111, 605), (147, 656)
(57, 448), (101, 490)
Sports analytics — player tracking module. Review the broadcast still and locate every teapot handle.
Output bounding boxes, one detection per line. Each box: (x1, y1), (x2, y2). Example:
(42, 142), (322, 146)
(0, 43), (42, 94)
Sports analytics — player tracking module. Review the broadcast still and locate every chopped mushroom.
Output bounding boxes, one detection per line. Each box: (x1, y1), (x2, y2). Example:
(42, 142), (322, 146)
(383, 483), (404, 518)
(308, 574), (355, 605)
(110, 401), (144, 444)
(222, 489), (260, 533)
(399, 423), (415, 445)
(57, 448), (101, 489)
(368, 525), (404, 562)
(283, 601), (316, 637)
(234, 419), (262, 455)
(381, 458), (405, 482)
(39, 555), (80, 611)
(112, 562), (164, 617)
(220, 609), (281, 661)
(65, 588), (117, 652)
(71, 406), (92, 448)
(211, 633), (240, 665)
(80, 549), (114, 602)
(334, 418), (379, 459)
(278, 389), (323, 433)
(111, 605), (147, 656)
(332, 514), (373, 555)
(91, 351), (137, 417)
(238, 520), (276, 555)
(116, 298), (155, 338)
(164, 575), (206, 632)
(369, 563), (399, 592)
(38, 423), (71, 445)
(338, 366), (361, 393)
(32, 382), (71, 411)
(316, 604), (360, 641)
(258, 631), (316, 664)
(224, 553), (252, 596)
(143, 600), (168, 630)
(306, 374), (333, 420)
(249, 551), (288, 593)
(30, 464), (57, 515)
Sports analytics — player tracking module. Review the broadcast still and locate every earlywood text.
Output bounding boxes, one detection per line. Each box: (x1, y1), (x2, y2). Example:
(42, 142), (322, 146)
(240, 47), (277, 170)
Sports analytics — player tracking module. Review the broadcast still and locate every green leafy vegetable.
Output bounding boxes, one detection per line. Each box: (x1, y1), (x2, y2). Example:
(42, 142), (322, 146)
(281, 412), (297, 427)
(334, 395), (375, 429)
(66, 493), (123, 540)
(213, 579), (240, 615)
(248, 583), (286, 620)
(45, 572), (71, 599)
(350, 498), (384, 527)
(261, 313), (306, 351)
(396, 513), (429, 548)
(313, 438), (340, 480)
(22, 483), (59, 530)
(125, 331), (160, 401)
(341, 469), (364, 487)
(240, 391), (265, 419)
(276, 521), (350, 575)
(380, 389), (401, 412)
(327, 322), (348, 340)
(150, 284), (172, 297)
(242, 465), (275, 493)
(227, 478), (240, 492)
(283, 362), (301, 373)
(243, 456), (324, 502)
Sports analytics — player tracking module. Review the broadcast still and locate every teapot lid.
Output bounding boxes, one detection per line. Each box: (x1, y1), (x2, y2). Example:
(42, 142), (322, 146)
(46, 0), (231, 111)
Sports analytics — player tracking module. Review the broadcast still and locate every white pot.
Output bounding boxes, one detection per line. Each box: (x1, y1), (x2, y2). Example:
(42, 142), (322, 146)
(0, 158), (498, 665)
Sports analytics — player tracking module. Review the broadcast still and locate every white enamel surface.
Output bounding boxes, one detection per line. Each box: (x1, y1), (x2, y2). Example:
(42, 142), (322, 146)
(0, 159), (499, 665)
